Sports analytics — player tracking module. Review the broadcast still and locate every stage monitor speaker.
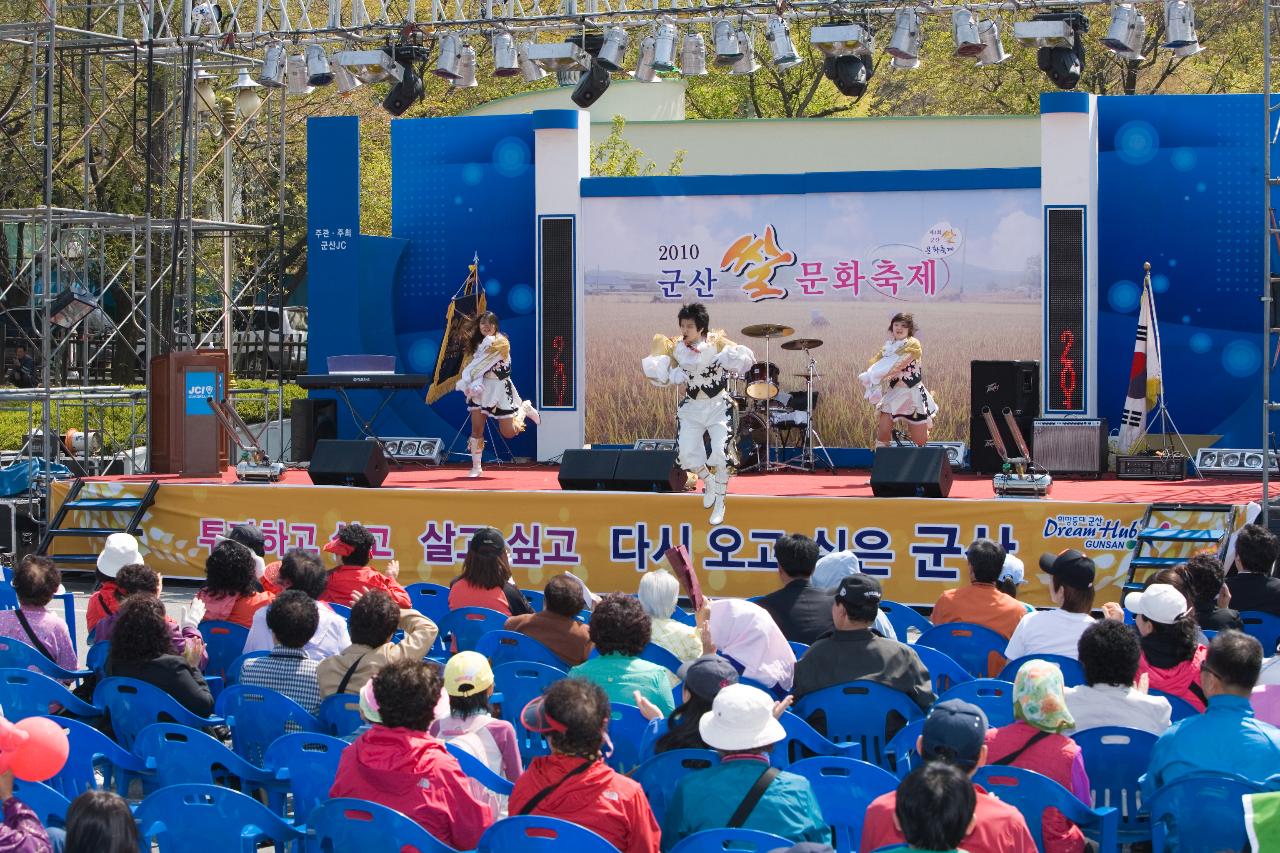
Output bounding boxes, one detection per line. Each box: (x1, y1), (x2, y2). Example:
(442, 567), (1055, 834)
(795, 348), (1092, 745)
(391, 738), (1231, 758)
(558, 449), (620, 491)
(970, 415), (1036, 475)
(970, 360), (1041, 417)
(571, 61), (611, 107)
(1032, 418), (1108, 476)
(870, 446), (953, 498)
(291, 399), (337, 463)
(307, 439), (389, 488)
(614, 449), (684, 492)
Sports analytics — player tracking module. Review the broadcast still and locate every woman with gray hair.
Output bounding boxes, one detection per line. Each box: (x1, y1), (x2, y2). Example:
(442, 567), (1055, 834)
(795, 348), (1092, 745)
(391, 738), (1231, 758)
(638, 570), (703, 663)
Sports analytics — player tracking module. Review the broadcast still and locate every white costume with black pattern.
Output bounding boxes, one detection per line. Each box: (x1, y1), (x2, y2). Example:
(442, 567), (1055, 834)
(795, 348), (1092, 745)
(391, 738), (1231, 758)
(457, 334), (524, 420)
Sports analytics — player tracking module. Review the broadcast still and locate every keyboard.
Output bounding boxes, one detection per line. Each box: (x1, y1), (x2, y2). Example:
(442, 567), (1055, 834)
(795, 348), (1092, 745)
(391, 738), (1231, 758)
(296, 373), (431, 389)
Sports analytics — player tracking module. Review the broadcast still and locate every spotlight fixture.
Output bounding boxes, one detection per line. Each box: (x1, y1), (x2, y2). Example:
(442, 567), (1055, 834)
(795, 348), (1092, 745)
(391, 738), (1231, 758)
(1102, 3), (1147, 60)
(383, 62), (423, 115)
(333, 64), (361, 95)
(556, 67), (582, 86)
(1014, 16), (1075, 47)
(952, 9), (984, 57)
(633, 35), (659, 82)
(493, 30), (520, 76)
(1027, 13), (1087, 90)
(975, 19), (1009, 66)
(713, 18), (742, 65)
(1163, 0), (1198, 49)
(680, 32), (708, 75)
(730, 29), (759, 75)
(824, 52), (872, 97)
(188, 1), (222, 35)
(811, 22), (871, 57)
(230, 69), (262, 118)
(434, 33), (463, 79)
(765, 15), (799, 67)
(451, 44), (477, 88)
(305, 44), (334, 86)
(286, 54), (314, 95)
(571, 60), (611, 106)
(526, 41), (590, 71)
(653, 16), (679, 71)
(1195, 447), (1279, 476)
(257, 42), (287, 88)
(1171, 40), (1203, 57)
(891, 54), (920, 70)
(49, 286), (98, 330)
(335, 49), (399, 84)
(517, 41), (549, 81)
(886, 9), (922, 60)
(192, 63), (218, 114)
(597, 26), (629, 72)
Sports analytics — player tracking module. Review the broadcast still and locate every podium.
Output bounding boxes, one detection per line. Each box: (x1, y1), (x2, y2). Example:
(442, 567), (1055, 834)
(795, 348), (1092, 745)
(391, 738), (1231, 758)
(149, 350), (229, 476)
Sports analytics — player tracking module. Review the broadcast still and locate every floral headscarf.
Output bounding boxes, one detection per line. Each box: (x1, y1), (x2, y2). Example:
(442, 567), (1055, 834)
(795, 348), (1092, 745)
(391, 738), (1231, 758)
(1012, 659), (1075, 733)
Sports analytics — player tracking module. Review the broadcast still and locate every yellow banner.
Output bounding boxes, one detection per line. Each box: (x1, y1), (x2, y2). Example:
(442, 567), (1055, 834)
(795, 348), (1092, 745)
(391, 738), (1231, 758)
(50, 481), (1246, 608)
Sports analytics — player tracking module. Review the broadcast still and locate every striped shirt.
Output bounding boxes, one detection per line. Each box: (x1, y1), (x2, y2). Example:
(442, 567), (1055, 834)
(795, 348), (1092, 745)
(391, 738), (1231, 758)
(240, 646), (322, 715)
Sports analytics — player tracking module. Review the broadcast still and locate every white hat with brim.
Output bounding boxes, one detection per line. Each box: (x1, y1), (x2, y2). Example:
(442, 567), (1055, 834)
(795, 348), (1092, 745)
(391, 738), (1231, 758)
(97, 532), (143, 579)
(698, 683), (786, 751)
(1124, 583), (1190, 625)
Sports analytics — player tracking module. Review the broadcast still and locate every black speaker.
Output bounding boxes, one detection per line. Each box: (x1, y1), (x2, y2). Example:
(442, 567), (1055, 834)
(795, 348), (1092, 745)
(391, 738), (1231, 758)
(558, 449), (620, 490)
(291, 399), (337, 463)
(614, 449), (684, 492)
(870, 446), (953, 498)
(969, 415), (1036, 474)
(571, 61), (611, 107)
(307, 439), (389, 488)
(970, 361), (1041, 417)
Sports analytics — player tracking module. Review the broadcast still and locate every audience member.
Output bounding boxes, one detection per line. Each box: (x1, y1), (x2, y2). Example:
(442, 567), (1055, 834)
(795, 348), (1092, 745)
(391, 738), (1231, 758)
(809, 551), (898, 639)
(318, 523), (411, 608)
(90, 564), (206, 668)
(637, 570), (702, 663)
(0, 768), (53, 853)
(63, 790), (137, 853)
(661, 684), (830, 851)
(106, 596), (213, 716)
(883, 763), (978, 853)
(85, 532), (143, 636)
(1226, 524), (1280, 617)
(196, 540), (274, 628)
(504, 574), (593, 666)
(1066, 619), (1171, 735)
(510, 679), (660, 853)
(447, 527), (533, 616)
(860, 700), (1036, 853)
(568, 594), (675, 715)
(707, 598), (795, 692)
(239, 590), (322, 714)
(1126, 583), (1208, 711)
(318, 588), (439, 698)
(1004, 550), (1098, 662)
(931, 539), (1028, 641)
(755, 533), (837, 646)
(996, 554), (1035, 614)
(0, 556), (75, 673)
(792, 575), (933, 713)
(220, 523), (268, 585)
(429, 652), (523, 817)
(1186, 554), (1243, 632)
(245, 550), (350, 659)
(634, 654), (740, 760)
(1142, 631), (1280, 798)
(984, 660), (1091, 853)
(330, 660), (491, 849)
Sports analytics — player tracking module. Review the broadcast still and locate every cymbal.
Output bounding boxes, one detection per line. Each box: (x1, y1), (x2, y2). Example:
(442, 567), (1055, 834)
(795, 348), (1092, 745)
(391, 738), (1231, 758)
(740, 323), (795, 339)
(792, 373), (824, 378)
(781, 338), (823, 351)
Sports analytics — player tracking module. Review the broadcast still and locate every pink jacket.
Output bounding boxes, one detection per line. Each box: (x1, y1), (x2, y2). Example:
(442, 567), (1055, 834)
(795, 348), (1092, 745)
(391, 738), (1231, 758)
(1138, 645), (1208, 712)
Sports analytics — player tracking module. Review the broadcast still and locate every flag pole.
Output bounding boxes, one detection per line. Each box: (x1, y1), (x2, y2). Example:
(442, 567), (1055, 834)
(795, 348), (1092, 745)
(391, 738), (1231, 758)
(1139, 261), (1202, 479)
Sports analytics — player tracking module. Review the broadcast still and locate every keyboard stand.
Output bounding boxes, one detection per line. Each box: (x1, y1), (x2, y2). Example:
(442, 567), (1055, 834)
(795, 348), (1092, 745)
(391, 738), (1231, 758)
(334, 385), (397, 459)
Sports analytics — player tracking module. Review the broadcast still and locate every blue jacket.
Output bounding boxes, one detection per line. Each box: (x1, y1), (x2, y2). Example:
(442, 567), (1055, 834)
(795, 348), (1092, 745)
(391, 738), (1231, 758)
(661, 756), (831, 851)
(1141, 693), (1280, 800)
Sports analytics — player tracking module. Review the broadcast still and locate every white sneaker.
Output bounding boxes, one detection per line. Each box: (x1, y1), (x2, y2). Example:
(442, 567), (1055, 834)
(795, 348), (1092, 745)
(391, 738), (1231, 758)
(521, 401), (541, 426)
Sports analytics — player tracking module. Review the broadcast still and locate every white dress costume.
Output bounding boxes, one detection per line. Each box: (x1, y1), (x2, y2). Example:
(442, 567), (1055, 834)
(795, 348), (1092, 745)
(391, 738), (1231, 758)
(457, 334), (525, 422)
(859, 336), (938, 427)
(642, 330), (754, 524)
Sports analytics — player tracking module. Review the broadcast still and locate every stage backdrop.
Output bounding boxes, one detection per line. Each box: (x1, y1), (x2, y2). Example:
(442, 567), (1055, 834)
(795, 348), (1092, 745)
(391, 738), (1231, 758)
(579, 172), (1043, 447)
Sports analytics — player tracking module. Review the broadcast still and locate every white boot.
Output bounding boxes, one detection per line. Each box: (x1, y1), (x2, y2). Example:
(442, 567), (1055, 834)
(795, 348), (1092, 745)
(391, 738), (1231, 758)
(700, 468), (717, 509)
(468, 437), (485, 478)
(520, 400), (541, 426)
(708, 469), (729, 525)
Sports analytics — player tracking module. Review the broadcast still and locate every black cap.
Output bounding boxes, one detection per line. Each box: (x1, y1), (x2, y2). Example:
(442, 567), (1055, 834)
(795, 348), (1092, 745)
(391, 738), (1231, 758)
(921, 699), (989, 769)
(469, 527), (506, 554)
(835, 573), (883, 604)
(676, 654), (739, 702)
(1039, 549), (1096, 590)
(226, 523), (266, 557)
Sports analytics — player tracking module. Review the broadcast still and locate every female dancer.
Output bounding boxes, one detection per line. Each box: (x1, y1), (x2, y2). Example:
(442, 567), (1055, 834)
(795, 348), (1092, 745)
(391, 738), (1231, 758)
(641, 303), (754, 525)
(858, 312), (938, 448)
(456, 311), (538, 477)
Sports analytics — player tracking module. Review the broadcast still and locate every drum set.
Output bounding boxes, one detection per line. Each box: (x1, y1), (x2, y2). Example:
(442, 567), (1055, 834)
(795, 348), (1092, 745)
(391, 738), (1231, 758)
(730, 323), (835, 473)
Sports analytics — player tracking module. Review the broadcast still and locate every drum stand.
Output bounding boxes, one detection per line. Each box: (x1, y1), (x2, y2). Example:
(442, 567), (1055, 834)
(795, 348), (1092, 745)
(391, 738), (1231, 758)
(787, 352), (835, 472)
(759, 335), (789, 473)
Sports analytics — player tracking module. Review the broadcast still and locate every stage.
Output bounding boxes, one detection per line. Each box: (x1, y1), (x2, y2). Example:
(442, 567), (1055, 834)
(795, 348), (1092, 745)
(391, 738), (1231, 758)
(49, 466), (1261, 606)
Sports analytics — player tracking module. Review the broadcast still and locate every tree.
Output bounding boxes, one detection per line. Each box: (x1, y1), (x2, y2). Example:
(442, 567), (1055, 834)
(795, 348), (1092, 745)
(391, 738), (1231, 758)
(590, 115), (685, 176)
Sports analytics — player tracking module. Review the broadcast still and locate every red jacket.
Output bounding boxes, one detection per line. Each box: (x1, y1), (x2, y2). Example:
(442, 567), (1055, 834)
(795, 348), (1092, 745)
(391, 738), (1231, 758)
(509, 755), (660, 853)
(320, 565), (411, 609)
(985, 723), (1087, 853)
(329, 726), (491, 850)
(860, 783), (1037, 853)
(86, 582), (119, 636)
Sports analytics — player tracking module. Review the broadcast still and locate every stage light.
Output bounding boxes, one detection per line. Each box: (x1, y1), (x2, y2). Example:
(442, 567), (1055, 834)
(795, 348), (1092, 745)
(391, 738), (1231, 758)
(492, 30), (520, 76)
(975, 19), (1009, 66)
(451, 44), (477, 88)
(1171, 40), (1203, 57)
(1014, 16), (1074, 47)
(680, 33), (707, 75)
(595, 26), (628, 72)
(765, 15), (799, 67)
(383, 60), (423, 115)
(653, 16), (679, 71)
(526, 41), (589, 71)
(1102, 4), (1147, 59)
(517, 41), (549, 81)
(257, 42), (286, 88)
(230, 69), (262, 118)
(1030, 13), (1087, 90)
(887, 9), (922, 60)
(336, 49), (398, 84)
(952, 10), (984, 57)
(730, 29), (759, 75)
(811, 23), (871, 57)
(286, 54), (314, 95)
(188, 1), (222, 35)
(1163, 0), (1198, 49)
(333, 64), (361, 95)
(824, 52), (871, 97)
(571, 59), (611, 106)
(556, 67), (581, 86)
(891, 54), (920, 70)
(713, 19), (742, 65)
(49, 286), (97, 330)
(193, 63), (218, 114)
(633, 35), (659, 82)
(434, 33), (463, 79)
(305, 44), (334, 86)
(1195, 447), (1279, 475)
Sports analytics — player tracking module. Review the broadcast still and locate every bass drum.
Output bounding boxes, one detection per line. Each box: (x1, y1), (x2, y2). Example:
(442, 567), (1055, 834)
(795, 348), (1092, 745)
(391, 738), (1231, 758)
(730, 410), (778, 472)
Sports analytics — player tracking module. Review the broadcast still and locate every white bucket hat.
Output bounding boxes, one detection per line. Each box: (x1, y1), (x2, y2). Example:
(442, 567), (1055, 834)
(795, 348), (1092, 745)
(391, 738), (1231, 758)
(998, 554), (1026, 586)
(97, 532), (143, 579)
(698, 683), (786, 751)
(812, 550), (861, 591)
(1124, 583), (1190, 625)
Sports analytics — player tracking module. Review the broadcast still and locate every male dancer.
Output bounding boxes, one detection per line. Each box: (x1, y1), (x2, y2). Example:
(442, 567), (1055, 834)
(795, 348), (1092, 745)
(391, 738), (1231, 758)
(641, 303), (754, 525)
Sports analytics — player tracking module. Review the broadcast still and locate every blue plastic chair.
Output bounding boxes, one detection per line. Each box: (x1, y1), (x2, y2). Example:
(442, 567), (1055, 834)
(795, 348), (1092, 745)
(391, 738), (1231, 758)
(406, 582), (452, 624)
(0, 637), (91, 681)
(883, 717), (926, 778)
(474, 630), (569, 670)
(1070, 726), (1158, 843)
(134, 783), (305, 852)
(910, 644), (973, 696)
(85, 641), (110, 674)
(225, 650), (270, 685)
(794, 680), (926, 770)
(879, 601), (932, 640)
(478, 815), (620, 852)
(215, 684), (325, 765)
(938, 679), (1017, 728)
(307, 797), (460, 852)
(38, 715), (149, 799)
(1239, 610), (1280, 654)
(447, 742), (514, 796)
(0, 668), (99, 721)
(631, 749), (718, 824)
(262, 732), (349, 820)
(606, 702), (648, 774)
(670, 607), (697, 627)
(998, 654), (1087, 687)
(790, 756), (898, 853)
(668, 828), (794, 853)
(133, 723), (279, 793)
(1149, 772), (1267, 853)
(318, 693), (364, 736)
(328, 603), (352, 619)
(492, 661), (565, 762)
(788, 641), (809, 658)
(198, 620), (250, 683)
(916, 622), (1009, 679)
(774, 711), (861, 768)
(975, 765), (1118, 853)
(92, 676), (222, 751)
(639, 642), (683, 675)
(1149, 689), (1200, 721)
(521, 589), (546, 612)
(440, 607), (509, 652)
(12, 779), (69, 828)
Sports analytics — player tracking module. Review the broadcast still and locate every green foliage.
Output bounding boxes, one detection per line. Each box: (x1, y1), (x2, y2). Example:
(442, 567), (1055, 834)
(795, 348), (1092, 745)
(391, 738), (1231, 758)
(590, 116), (686, 176)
